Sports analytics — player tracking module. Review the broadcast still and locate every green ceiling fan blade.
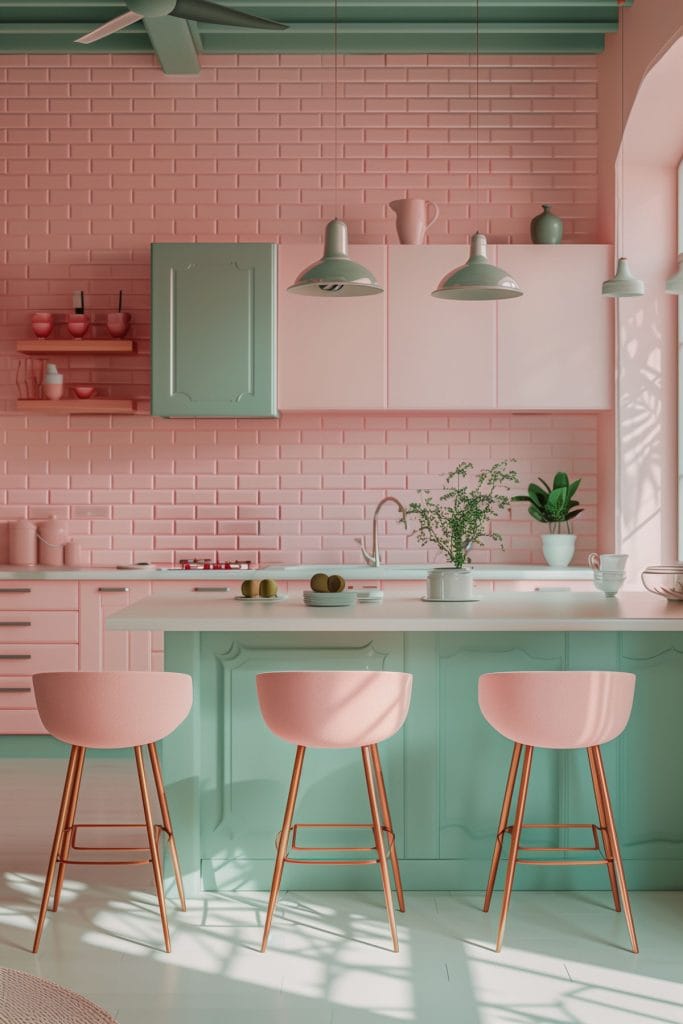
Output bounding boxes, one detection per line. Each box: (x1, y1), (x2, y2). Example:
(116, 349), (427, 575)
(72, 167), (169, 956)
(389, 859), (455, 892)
(171, 0), (289, 30)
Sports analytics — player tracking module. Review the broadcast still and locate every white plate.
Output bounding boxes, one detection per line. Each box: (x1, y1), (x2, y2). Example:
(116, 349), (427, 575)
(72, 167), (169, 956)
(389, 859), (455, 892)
(304, 591), (357, 607)
(421, 596), (481, 603)
(235, 595), (287, 602)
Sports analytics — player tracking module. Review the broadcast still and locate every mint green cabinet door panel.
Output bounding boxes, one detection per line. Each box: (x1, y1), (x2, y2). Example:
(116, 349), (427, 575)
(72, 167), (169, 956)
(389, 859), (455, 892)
(198, 631), (404, 890)
(618, 635), (683, 884)
(151, 243), (277, 417)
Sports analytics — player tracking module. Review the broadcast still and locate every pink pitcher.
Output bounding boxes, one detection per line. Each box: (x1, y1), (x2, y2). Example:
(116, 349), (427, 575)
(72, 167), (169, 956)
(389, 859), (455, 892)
(389, 198), (440, 245)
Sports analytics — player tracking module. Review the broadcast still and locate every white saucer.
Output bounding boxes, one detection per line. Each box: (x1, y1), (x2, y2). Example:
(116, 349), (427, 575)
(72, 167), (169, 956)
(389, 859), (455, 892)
(421, 596), (481, 603)
(235, 595), (287, 602)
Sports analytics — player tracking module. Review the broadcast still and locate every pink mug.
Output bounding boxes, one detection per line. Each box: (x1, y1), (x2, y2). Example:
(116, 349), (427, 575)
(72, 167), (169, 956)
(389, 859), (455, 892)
(106, 312), (131, 338)
(389, 198), (440, 245)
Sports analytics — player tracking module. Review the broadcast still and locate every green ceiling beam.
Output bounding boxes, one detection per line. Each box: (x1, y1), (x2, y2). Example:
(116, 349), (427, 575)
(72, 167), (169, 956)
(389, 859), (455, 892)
(0, 0), (633, 58)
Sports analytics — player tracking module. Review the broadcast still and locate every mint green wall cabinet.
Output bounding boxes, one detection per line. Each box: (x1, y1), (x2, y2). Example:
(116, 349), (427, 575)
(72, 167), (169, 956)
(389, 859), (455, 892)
(151, 243), (277, 418)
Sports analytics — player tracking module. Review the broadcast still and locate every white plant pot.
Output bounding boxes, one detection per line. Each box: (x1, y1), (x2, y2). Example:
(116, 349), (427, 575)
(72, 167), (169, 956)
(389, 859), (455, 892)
(541, 533), (576, 568)
(427, 566), (474, 600)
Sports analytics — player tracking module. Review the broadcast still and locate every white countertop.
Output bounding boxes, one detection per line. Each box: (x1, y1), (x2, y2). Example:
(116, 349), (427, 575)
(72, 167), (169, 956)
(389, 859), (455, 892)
(0, 564), (593, 582)
(106, 590), (683, 633)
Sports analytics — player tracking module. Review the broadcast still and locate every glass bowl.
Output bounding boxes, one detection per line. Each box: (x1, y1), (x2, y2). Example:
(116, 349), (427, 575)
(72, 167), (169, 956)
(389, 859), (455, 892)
(641, 565), (683, 601)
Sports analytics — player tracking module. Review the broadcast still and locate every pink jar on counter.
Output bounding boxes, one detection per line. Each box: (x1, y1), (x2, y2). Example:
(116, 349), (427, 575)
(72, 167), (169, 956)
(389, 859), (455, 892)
(37, 515), (68, 567)
(9, 518), (37, 568)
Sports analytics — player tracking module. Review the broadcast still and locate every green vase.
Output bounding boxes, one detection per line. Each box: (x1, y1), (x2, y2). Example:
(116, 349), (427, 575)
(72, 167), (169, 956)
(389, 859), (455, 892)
(530, 204), (563, 245)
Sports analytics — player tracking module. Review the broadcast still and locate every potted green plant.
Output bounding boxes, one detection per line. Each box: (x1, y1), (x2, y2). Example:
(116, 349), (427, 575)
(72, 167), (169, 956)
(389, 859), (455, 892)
(513, 471), (584, 567)
(407, 459), (519, 599)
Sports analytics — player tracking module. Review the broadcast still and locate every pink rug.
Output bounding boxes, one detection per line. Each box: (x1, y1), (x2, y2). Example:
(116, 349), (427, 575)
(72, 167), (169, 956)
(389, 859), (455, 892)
(0, 968), (118, 1024)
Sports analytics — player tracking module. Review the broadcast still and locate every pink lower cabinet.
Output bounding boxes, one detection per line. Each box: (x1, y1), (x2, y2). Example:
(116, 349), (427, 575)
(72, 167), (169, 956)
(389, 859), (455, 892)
(496, 245), (613, 409)
(78, 581), (153, 671)
(387, 246), (497, 409)
(0, 582), (79, 734)
(278, 244), (387, 410)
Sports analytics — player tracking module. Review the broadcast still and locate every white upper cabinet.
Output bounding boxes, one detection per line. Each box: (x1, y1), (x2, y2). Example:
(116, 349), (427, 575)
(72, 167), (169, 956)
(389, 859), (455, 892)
(278, 244), (387, 410)
(496, 245), (613, 410)
(387, 246), (497, 409)
(277, 243), (613, 412)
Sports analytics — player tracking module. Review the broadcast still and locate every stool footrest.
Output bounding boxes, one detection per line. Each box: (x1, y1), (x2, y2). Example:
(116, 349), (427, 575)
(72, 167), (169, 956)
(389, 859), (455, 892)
(501, 821), (611, 867)
(279, 822), (395, 867)
(502, 821), (604, 855)
(66, 822), (169, 855)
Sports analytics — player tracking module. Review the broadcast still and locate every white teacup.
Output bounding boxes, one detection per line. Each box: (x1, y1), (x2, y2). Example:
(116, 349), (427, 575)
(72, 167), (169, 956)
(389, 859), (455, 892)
(592, 569), (625, 596)
(588, 552), (628, 572)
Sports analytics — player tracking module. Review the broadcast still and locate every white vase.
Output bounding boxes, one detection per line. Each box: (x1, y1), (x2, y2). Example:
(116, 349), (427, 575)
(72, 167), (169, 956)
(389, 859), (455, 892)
(427, 566), (474, 600)
(541, 533), (576, 568)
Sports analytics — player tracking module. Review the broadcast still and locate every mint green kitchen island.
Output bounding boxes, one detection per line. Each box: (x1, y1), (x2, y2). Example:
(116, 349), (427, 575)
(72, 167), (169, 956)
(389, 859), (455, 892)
(107, 591), (683, 896)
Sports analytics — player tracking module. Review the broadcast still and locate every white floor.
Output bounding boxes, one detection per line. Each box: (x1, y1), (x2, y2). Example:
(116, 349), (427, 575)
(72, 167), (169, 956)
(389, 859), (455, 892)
(2, 876), (683, 1023)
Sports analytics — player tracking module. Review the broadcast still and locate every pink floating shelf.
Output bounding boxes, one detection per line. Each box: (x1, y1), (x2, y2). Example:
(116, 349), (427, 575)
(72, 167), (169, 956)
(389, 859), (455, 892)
(17, 399), (137, 414)
(16, 339), (135, 355)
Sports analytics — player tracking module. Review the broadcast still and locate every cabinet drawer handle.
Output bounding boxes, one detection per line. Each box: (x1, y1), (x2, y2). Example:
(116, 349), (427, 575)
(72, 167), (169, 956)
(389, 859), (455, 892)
(97, 587), (130, 593)
(0, 686), (31, 693)
(0, 588), (31, 594)
(193, 586), (229, 592)
(0, 622), (31, 628)
(0, 654), (31, 661)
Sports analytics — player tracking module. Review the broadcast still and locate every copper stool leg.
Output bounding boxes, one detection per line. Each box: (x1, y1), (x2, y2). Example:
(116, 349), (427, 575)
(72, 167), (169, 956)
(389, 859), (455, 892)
(148, 742), (186, 911)
(592, 745), (638, 953)
(484, 742), (523, 913)
(587, 746), (621, 913)
(33, 745), (81, 953)
(362, 745), (399, 952)
(496, 744), (534, 952)
(370, 744), (405, 913)
(261, 745), (306, 953)
(52, 746), (86, 913)
(134, 746), (171, 953)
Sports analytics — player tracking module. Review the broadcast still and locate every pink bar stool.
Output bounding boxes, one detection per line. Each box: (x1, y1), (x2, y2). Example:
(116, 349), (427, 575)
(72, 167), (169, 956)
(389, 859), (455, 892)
(256, 670), (413, 952)
(32, 671), (192, 954)
(478, 670), (637, 953)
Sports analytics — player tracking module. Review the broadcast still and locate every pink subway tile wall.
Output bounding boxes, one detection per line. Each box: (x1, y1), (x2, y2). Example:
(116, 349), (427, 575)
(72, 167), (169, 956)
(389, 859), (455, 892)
(0, 412), (598, 567)
(0, 53), (599, 562)
(0, 52), (598, 405)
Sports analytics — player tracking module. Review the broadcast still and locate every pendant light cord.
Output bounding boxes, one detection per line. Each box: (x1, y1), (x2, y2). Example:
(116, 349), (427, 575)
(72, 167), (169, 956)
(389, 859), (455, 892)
(619, 0), (625, 258)
(475, 0), (480, 232)
(333, 0), (339, 217)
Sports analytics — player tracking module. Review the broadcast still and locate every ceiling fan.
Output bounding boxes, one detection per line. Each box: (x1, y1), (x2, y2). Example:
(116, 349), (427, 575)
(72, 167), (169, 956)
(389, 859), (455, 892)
(76, 0), (289, 45)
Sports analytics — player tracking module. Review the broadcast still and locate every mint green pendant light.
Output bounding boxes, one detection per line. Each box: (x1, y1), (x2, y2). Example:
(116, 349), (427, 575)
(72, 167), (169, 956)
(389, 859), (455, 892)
(602, 257), (645, 298)
(433, 232), (522, 300)
(602, 0), (644, 299)
(432, 0), (522, 302)
(288, 219), (382, 296)
(666, 255), (683, 294)
(288, 0), (382, 298)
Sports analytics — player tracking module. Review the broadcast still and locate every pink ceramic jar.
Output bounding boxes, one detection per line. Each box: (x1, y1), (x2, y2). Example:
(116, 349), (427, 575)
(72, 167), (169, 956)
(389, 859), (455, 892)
(37, 515), (68, 567)
(9, 518), (37, 568)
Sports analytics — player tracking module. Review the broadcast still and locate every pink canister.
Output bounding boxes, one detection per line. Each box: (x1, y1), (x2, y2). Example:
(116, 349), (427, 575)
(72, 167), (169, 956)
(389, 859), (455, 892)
(9, 518), (38, 568)
(37, 514), (68, 567)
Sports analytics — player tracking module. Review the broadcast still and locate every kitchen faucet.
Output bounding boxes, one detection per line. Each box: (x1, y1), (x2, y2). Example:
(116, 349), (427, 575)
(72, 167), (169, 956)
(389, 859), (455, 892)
(356, 496), (409, 568)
